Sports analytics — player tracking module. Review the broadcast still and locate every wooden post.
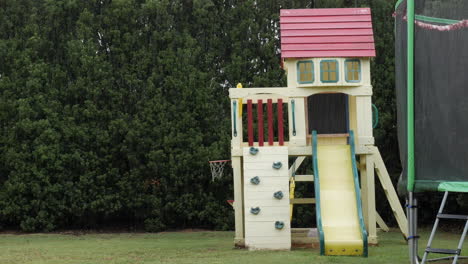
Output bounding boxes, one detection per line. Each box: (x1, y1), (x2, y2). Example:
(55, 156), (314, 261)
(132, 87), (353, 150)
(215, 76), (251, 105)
(232, 156), (244, 246)
(267, 99), (274, 145)
(257, 99), (264, 146)
(360, 154), (377, 244)
(372, 147), (409, 238)
(289, 156), (306, 178)
(376, 212), (390, 232)
(278, 99), (284, 146)
(288, 97), (306, 146)
(231, 99), (243, 152)
(247, 99), (253, 146)
(356, 95), (374, 147)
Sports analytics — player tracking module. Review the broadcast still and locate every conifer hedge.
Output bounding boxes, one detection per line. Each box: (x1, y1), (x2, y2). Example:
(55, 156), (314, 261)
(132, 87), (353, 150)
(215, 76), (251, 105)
(0, 0), (433, 232)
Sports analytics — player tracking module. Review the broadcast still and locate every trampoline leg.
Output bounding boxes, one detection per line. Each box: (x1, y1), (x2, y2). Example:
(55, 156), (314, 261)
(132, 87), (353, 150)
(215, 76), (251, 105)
(409, 192), (420, 264)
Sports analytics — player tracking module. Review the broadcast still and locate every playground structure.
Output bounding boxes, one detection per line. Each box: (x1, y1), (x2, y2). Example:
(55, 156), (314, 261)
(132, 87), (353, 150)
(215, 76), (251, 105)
(226, 8), (408, 255)
(395, 1), (468, 263)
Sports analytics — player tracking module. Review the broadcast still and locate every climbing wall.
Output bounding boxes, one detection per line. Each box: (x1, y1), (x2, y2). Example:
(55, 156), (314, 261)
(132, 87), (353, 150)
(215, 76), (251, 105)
(243, 146), (291, 250)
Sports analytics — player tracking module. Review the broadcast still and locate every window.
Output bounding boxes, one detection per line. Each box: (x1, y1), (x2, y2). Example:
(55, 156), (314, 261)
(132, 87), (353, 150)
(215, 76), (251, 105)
(320, 60), (339, 83)
(297, 61), (314, 84)
(345, 59), (361, 82)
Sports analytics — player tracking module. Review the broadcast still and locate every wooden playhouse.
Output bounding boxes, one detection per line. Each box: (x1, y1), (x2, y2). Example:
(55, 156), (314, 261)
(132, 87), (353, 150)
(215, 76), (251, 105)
(228, 8), (407, 255)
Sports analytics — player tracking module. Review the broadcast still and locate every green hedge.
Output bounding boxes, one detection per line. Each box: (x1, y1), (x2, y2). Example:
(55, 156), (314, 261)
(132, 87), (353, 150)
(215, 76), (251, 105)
(1, 0), (456, 232)
(0, 0), (289, 232)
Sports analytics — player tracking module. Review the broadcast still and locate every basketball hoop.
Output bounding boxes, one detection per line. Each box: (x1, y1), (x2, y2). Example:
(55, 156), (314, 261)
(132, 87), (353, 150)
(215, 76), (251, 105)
(209, 160), (230, 181)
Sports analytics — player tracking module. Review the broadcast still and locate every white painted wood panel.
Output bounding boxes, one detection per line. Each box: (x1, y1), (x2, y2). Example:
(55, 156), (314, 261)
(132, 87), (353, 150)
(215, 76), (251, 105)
(231, 99), (243, 149)
(356, 96), (373, 141)
(242, 154), (290, 163)
(244, 177), (289, 192)
(288, 97), (307, 146)
(244, 170), (289, 177)
(243, 162), (288, 172)
(245, 198), (289, 208)
(245, 236), (292, 244)
(245, 190), (288, 200)
(243, 146), (290, 250)
(245, 206), (290, 221)
(361, 58), (371, 85)
(243, 146), (290, 156)
(284, 58), (371, 88)
(244, 198), (289, 207)
(229, 86), (373, 98)
(358, 136), (374, 145)
(245, 221), (291, 237)
(232, 157), (244, 245)
(246, 242), (292, 251)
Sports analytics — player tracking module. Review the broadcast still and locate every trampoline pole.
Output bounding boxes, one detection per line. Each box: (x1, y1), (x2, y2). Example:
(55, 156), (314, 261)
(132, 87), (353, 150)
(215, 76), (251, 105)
(414, 195), (419, 264)
(409, 192), (419, 264)
(407, 195), (413, 263)
(407, 0), (417, 261)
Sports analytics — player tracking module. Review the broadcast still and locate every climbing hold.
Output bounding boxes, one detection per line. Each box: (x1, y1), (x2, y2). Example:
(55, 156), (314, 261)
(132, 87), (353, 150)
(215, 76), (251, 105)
(272, 161), (282, 169)
(275, 221), (284, 229)
(249, 147), (259, 155)
(250, 176), (260, 185)
(250, 207), (261, 215)
(273, 191), (283, 200)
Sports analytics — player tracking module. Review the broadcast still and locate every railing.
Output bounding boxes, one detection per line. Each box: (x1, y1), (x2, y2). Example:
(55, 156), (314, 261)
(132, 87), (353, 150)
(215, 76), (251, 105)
(244, 98), (286, 147)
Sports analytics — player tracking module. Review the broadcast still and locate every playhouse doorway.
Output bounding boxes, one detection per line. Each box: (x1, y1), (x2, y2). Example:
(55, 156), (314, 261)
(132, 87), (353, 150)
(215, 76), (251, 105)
(307, 93), (348, 134)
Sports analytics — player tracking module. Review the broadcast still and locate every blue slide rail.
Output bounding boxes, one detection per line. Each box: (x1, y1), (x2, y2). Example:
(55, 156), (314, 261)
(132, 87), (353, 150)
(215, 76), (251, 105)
(312, 130), (325, 255)
(349, 130), (368, 257)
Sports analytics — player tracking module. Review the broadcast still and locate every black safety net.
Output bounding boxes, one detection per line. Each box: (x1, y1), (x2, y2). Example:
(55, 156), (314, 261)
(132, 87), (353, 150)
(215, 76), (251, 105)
(395, 0), (468, 192)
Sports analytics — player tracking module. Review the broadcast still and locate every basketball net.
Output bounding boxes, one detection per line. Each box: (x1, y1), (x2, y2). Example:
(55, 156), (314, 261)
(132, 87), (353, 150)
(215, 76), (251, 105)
(209, 160), (230, 181)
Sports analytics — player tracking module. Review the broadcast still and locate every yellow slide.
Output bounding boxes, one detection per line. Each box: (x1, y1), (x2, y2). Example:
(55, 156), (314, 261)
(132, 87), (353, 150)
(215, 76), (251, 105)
(312, 131), (368, 256)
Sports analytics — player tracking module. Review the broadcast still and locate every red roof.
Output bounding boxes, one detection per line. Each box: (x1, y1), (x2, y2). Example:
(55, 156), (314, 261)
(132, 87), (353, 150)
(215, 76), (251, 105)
(280, 8), (376, 58)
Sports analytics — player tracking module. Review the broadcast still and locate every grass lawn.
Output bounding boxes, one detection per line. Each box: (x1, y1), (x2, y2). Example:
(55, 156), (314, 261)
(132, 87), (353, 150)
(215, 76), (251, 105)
(0, 229), (467, 264)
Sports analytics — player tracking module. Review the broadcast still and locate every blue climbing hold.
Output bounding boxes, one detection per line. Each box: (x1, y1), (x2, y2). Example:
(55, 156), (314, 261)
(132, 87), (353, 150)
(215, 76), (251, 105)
(249, 147), (259, 155)
(273, 191), (283, 199)
(250, 176), (260, 185)
(275, 221), (285, 229)
(272, 161), (282, 169)
(250, 207), (261, 215)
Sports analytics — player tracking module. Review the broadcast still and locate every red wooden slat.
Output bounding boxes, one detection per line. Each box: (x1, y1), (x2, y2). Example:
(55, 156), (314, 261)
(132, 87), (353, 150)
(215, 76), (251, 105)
(281, 21), (372, 30)
(281, 15), (371, 23)
(281, 35), (374, 44)
(281, 50), (376, 58)
(247, 99), (253, 147)
(282, 43), (375, 51)
(280, 8), (371, 17)
(277, 99), (284, 146)
(281, 28), (374, 37)
(267, 99), (273, 146)
(257, 99), (264, 147)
